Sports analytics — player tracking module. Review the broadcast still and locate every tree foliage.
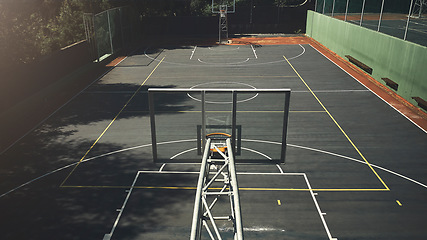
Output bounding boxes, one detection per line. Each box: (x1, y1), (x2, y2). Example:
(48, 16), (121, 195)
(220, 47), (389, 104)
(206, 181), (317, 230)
(0, 0), (112, 72)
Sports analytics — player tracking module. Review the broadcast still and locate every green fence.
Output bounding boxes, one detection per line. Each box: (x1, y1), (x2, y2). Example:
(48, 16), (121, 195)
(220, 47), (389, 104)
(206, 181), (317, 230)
(84, 6), (140, 62)
(314, 0), (427, 47)
(306, 10), (427, 112)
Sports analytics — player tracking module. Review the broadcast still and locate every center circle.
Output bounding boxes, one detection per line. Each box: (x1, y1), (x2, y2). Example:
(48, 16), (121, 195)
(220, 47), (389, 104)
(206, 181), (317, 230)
(187, 82), (258, 104)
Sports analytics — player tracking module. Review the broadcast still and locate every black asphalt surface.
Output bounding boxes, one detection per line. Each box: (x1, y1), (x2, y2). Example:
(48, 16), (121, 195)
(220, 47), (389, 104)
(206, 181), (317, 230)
(0, 42), (426, 240)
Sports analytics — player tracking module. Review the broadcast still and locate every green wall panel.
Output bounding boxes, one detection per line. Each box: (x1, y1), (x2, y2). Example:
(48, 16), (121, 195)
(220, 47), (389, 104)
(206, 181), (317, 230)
(306, 11), (427, 111)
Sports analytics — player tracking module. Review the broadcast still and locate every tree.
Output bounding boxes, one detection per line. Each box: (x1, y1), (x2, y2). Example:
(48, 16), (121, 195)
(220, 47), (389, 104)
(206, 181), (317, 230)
(0, 0), (113, 72)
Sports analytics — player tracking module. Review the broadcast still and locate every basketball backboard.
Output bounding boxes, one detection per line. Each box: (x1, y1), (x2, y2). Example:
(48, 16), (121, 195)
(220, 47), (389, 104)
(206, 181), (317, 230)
(148, 88), (291, 164)
(212, 0), (236, 13)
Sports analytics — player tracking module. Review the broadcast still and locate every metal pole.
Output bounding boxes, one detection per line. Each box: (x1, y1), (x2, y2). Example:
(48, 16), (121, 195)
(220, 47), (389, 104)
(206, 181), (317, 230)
(148, 91), (157, 162)
(377, 0), (385, 32)
(93, 14), (100, 62)
(322, 0), (326, 14)
(219, 11), (221, 43)
(360, 0), (366, 26)
(345, 0), (350, 21)
(332, 0), (336, 17)
(231, 91), (237, 156)
(107, 10), (114, 55)
(201, 91), (206, 154)
(281, 91), (291, 164)
(226, 138), (244, 240)
(190, 138), (212, 240)
(404, 0), (416, 40)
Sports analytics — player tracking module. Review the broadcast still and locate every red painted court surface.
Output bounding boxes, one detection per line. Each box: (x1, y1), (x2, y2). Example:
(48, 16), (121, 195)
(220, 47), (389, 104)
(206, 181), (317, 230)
(0, 36), (426, 240)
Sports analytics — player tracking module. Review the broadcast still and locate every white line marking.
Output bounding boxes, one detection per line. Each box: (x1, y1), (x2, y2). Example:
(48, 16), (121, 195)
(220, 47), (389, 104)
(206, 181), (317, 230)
(219, 226), (285, 232)
(104, 171), (141, 239)
(2, 139), (426, 198)
(187, 81), (259, 104)
(241, 147), (272, 160)
(208, 46), (240, 51)
(286, 143), (427, 189)
(169, 146), (273, 161)
(250, 45), (258, 59)
(309, 44), (427, 134)
(137, 170), (306, 176)
(197, 58), (250, 65)
(170, 148), (198, 159)
(190, 46), (197, 60)
(159, 164), (166, 172)
(303, 173), (337, 240)
(292, 90), (370, 93)
(292, 44), (306, 60)
(144, 44), (306, 67)
(276, 164), (284, 174)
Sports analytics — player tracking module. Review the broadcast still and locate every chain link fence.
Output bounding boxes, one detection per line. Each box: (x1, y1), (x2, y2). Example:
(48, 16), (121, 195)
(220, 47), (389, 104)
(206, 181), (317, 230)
(84, 6), (141, 62)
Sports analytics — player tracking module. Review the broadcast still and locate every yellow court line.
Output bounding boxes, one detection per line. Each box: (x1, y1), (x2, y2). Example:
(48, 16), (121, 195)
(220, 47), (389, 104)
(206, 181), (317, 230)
(61, 185), (390, 192)
(283, 55), (390, 191)
(60, 57), (166, 187)
(149, 75), (298, 79)
(124, 110), (325, 113)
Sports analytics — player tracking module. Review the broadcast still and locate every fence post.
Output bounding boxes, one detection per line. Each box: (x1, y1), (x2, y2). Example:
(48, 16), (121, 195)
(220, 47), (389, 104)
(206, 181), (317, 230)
(404, 0), (416, 40)
(107, 9), (114, 55)
(377, 0), (385, 31)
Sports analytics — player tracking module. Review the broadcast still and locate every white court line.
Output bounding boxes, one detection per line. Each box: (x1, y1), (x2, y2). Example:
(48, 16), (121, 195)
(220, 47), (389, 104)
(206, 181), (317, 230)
(197, 58), (250, 65)
(133, 170), (336, 239)
(303, 173), (338, 240)
(309, 44), (427, 134)
(292, 90), (370, 93)
(104, 171), (141, 240)
(250, 45), (258, 59)
(190, 46), (197, 60)
(2, 139), (426, 199)
(144, 44), (306, 67)
(208, 46), (240, 51)
(159, 164), (166, 172)
(170, 148), (198, 159)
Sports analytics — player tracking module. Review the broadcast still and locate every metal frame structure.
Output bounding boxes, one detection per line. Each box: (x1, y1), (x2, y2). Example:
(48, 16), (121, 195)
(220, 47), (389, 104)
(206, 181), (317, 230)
(219, 5), (229, 44)
(412, 0), (427, 18)
(148, 88), (291, 164)
(190, 138), (243, 240)
(212, 0), (236, 44)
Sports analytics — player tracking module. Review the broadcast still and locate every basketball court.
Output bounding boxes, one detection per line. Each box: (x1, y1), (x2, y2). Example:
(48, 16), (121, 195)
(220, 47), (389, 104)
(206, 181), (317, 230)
(0, 34), (426, 240)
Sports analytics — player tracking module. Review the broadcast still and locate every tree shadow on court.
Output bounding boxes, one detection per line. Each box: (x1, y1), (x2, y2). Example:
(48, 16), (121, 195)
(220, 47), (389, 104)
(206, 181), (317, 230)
(39, 83), (193, 127)
(1, 122), (200, 239)
(0, 78), (206, 239)
(0, 138), (199, 239)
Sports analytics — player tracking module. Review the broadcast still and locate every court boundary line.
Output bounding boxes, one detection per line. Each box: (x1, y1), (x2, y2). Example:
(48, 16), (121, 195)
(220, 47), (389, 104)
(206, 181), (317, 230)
(143, 44), (306, 67)
(283, 55), (390, 191)
(102, 170), (337, 240)
(59, 56), (166, 187)
(4, 139), (426, 199)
